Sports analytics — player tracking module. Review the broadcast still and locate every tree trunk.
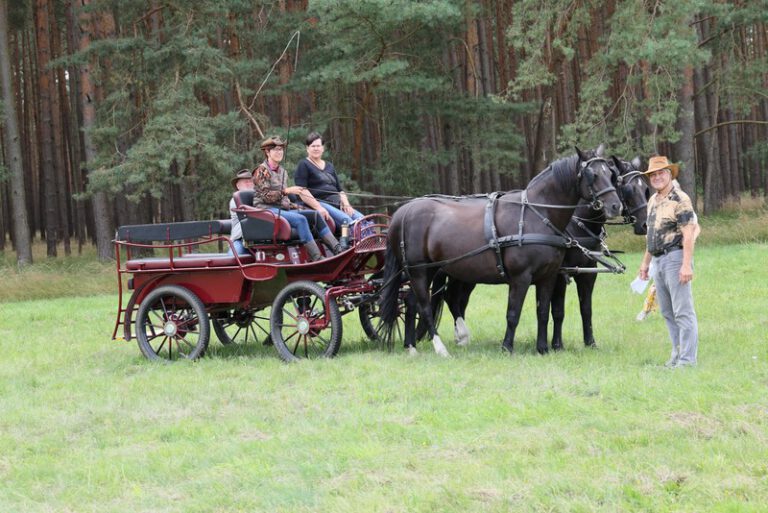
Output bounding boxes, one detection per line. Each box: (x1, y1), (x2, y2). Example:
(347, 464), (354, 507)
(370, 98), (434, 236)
(34, 0), (58, 256)
(20, 29), (39, 238)
(675, 65), (696, 208)
(49, 0), (71, 255)
(64, 0), (86, 252)
(464, 0), (479, 97)
(75, 0), (113, 260)
(0, 0), (32, 265)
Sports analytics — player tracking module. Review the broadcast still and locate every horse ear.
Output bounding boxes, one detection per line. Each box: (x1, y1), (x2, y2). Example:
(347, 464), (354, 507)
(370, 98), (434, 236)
(631, 156), (642, 170)
(575, 146), (587, 161)
(595, 143), (605, 157)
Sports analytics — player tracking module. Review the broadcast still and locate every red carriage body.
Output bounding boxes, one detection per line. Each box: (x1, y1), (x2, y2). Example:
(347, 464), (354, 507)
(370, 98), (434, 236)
(112, 210), (391, 362)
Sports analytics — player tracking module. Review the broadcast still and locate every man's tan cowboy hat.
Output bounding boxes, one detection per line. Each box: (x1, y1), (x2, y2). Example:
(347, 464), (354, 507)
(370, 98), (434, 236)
(230, 168), (253, 188)
(260, 135), (287, 151)
(643, 155), (679, 179)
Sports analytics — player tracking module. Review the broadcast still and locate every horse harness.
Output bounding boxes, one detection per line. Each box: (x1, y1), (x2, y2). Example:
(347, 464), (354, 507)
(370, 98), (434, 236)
(401, 189), (625, 280)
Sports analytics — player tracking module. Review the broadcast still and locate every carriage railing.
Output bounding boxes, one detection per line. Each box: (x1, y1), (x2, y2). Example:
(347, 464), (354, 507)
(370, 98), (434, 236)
(350, 214), (389, 253)
(112, 234), (250, 341)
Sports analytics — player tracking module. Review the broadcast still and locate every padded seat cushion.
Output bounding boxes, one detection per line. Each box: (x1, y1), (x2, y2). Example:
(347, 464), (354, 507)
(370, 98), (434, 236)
(126, 253), (255, 271)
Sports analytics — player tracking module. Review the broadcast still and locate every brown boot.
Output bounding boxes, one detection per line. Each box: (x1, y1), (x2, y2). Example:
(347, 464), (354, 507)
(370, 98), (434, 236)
(304, 240), (324, 261)
(320, 232), (343, 255)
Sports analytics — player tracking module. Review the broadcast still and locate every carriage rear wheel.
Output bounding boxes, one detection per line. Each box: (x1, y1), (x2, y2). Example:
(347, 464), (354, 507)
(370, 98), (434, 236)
(358, 302), (381, 341)
(135, 285), (210, 361)
(358, 290), (422, 348)
(270, 281), (342, 362)
(212, 307), (271, 346)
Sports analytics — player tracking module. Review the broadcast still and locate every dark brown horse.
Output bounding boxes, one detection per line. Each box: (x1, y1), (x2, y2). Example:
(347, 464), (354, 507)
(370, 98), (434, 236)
(430, 156), (649, 352)
(377, 147), (623, 356)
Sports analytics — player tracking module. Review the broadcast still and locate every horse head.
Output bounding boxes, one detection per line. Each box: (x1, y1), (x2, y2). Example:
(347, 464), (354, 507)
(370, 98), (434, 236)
(611, 155), (649, 235)
(574, 146), (623, 219)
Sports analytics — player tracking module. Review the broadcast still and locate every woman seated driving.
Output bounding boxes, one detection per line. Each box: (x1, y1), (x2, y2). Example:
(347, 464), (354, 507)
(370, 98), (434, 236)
(252, 136), (341, 261)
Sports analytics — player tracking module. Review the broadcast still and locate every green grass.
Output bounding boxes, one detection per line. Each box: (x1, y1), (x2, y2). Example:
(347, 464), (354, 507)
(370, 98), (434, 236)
(1, 242), (766, 512)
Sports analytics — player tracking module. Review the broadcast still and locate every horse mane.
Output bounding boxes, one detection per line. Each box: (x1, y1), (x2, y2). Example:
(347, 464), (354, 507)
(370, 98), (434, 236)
(527, 153), (584, 193)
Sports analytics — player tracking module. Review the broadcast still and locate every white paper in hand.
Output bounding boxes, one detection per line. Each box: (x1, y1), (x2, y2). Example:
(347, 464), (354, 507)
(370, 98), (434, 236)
(630, 276), (650, 294)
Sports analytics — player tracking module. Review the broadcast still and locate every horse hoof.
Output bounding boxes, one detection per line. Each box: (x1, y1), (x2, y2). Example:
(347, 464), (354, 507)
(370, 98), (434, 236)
(552, 344), (564, 352)
(501, 344), (513, 354)
(436, 348), (451, 358)
(456, 338), (469, 347)
(537, 347), (549, 355)
(407, 346), (419, 357)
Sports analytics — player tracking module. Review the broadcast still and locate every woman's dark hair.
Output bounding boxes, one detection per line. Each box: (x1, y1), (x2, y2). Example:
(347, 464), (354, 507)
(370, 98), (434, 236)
(305, 131), (323, 146)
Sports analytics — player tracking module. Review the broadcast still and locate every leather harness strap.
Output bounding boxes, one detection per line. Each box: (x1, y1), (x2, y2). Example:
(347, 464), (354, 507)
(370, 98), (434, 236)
(484, 192), (507, 278)
(483, 191), (574, 278)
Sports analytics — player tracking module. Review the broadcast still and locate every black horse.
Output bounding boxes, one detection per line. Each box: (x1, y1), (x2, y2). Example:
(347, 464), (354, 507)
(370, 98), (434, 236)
(377, 147), (623, 356)
(550, 156), (649, 349)
(428, 155), (650, 351)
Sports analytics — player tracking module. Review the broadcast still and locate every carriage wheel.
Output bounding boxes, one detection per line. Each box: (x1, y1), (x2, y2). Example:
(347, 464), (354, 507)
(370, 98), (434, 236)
(212, 307), (271, 346)
(135, 285), (210, 361)
(270, 281), (342, 362)
(358, 293), (419, 347)
(358, 302), (381, 341)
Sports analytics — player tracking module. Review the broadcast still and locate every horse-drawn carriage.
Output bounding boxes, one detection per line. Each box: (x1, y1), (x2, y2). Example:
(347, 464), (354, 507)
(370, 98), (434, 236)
(112, 193), (395, 362)
(113, 147), (648, 362)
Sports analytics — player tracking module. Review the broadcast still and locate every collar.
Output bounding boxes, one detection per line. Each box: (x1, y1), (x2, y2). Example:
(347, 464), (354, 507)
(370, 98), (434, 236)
(654, 182), (676, 201)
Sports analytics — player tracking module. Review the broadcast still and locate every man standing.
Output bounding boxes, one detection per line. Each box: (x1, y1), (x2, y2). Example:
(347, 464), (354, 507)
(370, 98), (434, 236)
(637, 156), (699, 368)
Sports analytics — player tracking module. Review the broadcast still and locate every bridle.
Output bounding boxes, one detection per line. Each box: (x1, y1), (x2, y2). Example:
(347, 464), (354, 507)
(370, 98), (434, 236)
(577, 157), (618, 211)
(615, 169), (648, 224)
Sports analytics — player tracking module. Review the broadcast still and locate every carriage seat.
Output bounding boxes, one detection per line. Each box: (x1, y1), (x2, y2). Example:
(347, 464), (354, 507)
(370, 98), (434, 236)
(232, 191), (336, 243)
(116, 219), (231, 243)
(233, 190), (295, 243)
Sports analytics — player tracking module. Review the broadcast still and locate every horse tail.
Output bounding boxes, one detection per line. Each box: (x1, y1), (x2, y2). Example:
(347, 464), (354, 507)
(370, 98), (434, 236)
(377, 240), (404, 351)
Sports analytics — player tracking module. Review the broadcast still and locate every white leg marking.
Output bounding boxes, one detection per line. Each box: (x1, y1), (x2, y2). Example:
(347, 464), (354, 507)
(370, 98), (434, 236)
(432, 335), (450, 357)
(454, 317), (471, 346)
(407, 346), (419, 357)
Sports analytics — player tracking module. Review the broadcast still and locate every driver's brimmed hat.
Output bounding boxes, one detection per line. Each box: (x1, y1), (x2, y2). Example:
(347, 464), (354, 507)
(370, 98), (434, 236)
(643, 155), (679, 179)
(230, 168), (253, 188)
(260, 135), (287, 151)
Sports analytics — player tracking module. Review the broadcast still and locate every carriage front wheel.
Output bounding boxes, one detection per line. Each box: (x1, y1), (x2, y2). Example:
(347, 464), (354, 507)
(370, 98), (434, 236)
(270, 281), (342, 362)
(135, 285), (210, 361)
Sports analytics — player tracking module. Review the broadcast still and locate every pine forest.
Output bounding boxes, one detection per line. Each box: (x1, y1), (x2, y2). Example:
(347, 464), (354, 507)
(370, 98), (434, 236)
(1, 0), (767, 264)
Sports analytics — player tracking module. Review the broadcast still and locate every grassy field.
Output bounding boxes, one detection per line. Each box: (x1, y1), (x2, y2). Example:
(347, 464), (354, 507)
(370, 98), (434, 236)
(1, 234), (767, 511)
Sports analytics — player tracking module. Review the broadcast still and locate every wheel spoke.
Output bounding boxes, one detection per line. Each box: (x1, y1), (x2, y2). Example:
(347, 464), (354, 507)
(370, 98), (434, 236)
(310, 333), (330, 349)
(174, 313), (199, 330)
(155, 336), (168, 354)
(177, 334), (197, 352)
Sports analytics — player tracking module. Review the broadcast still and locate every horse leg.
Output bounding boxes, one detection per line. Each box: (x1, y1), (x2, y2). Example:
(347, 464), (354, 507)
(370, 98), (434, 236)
(411, 270), (450, 357)
(575, 273), (598, 347)
(448, 280), (475, 346)
(501, 280), (529, 354)
(403, 289), (419, 355)
(535, 274), (559, 355)
(550, 273), (568, 351)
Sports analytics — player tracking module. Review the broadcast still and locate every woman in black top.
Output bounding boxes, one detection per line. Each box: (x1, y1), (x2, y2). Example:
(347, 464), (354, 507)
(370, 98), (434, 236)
(294, 132), (364, 230)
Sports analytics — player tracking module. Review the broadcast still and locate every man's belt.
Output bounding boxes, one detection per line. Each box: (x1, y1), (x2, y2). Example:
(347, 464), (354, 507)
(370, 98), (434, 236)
(651, 245), (682, 257)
